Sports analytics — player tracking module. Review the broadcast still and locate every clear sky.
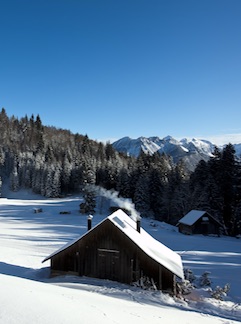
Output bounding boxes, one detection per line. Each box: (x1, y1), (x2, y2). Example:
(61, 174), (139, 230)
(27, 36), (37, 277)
(1, 0), (241, 145)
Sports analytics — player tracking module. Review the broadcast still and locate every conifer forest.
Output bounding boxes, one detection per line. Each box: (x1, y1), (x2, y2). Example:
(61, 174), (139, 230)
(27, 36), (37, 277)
(0, 108), (240, 236)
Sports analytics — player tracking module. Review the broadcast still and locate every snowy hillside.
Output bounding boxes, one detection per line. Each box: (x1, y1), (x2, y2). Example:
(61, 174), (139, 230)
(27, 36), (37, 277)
(0, 191), (241, 323)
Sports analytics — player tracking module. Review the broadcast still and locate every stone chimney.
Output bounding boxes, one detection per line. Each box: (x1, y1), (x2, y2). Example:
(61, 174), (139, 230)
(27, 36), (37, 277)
(87, 215), (93, 231)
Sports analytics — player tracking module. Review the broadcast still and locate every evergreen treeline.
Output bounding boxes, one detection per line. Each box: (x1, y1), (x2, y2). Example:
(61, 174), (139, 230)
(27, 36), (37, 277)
(0, 108), (240, 236)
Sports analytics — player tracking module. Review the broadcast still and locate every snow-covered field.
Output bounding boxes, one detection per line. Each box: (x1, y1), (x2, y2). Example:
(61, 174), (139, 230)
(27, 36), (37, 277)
(0, 190), (240, 323)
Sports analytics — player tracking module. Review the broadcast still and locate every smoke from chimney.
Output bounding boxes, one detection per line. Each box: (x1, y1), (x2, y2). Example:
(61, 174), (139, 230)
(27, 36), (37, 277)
(95, 186), (141, 221)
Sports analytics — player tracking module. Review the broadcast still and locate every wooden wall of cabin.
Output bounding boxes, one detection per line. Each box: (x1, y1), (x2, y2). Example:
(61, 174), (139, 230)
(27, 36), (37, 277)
(50, 219), (175, 292)
(178, 223), (192, 235)
(193, 216), (220, 235)
(75, 220), (138, 284)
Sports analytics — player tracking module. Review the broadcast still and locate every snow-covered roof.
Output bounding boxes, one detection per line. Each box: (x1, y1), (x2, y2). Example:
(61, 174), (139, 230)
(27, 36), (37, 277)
(108, 210), (183, 279)
(43, 209), (184, 279)
(178, 210), (207, 226)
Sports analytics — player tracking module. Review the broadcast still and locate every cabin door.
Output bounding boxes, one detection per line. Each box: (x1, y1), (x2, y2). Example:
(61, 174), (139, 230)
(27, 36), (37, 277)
(97, 248), (120, 281)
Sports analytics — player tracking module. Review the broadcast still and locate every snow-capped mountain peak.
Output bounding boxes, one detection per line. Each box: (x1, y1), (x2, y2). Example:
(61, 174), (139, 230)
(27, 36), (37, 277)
(112, 136), (161, 157)
(112, 136), (216, 171)
(180, 138), (215, 157)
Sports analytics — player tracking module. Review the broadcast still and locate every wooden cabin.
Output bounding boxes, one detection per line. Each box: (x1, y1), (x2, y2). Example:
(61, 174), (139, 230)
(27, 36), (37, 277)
(177, 210), (222, 235)
(33, 208), (42, 213)
(43, 210), (184, 294)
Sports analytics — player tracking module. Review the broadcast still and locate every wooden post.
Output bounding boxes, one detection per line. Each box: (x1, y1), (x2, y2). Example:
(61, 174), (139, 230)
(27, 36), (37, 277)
(173, 275), (177, 296)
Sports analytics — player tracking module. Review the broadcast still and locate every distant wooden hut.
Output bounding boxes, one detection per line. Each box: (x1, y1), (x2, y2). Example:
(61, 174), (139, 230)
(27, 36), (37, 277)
(43, 210), (183, 294)
(33, 208), (42, 213)
(177, 210), (222, 235)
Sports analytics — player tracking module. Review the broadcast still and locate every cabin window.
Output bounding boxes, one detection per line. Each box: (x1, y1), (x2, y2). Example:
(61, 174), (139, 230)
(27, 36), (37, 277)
(202, 216), (209, 223)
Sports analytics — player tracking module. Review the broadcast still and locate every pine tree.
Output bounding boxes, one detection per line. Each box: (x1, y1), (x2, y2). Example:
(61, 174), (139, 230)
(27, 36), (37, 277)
(10, 165), (19, 192)
(189, 160), (217, 212)
(35, 114), (44, 152)
(148, 167), (164, 219)
(44, 168), (54, 198)
(0, 108), (9, 146)
(220, 144), (236, 232)
(134, 173), (151, 217)
(60, 152), (72, 193)
(80, 185), (96, 214)
(116, 168), (131, 198)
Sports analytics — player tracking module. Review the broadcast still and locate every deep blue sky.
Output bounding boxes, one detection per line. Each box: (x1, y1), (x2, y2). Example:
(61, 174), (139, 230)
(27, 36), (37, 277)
(1, 0), (241, 144)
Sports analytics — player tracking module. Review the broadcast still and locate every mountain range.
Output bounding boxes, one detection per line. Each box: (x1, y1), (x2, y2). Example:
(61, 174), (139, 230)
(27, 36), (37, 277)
(112, 136), (241, 171)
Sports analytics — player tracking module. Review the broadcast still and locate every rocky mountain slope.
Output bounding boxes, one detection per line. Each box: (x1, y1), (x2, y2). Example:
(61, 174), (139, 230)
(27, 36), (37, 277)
(112, 136), (216, 171)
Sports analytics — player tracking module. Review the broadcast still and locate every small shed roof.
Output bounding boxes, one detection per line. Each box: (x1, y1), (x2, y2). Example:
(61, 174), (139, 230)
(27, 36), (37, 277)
(43, 209), (184, 279)
(178, 210), (207, 226)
